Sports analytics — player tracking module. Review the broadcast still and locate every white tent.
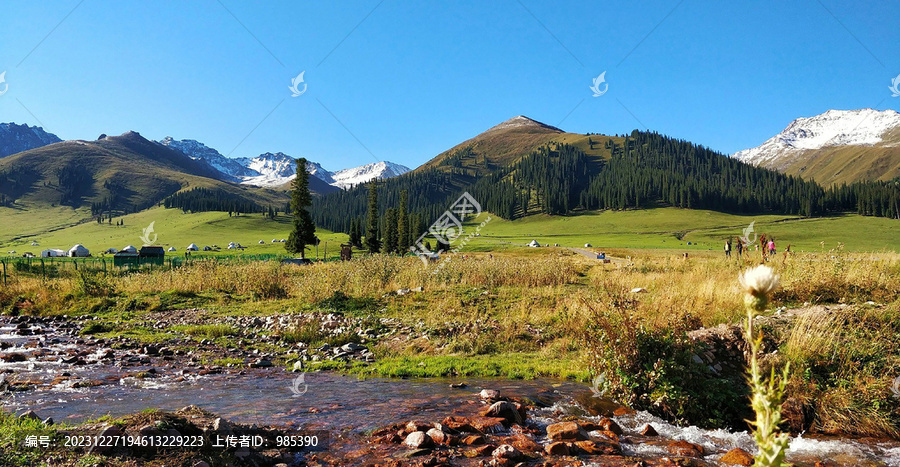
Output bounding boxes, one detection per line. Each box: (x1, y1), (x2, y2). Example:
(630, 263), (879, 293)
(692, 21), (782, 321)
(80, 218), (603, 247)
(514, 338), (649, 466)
(227, 244), (236, 250)
(30, 242), (39, 246)
(41, 249), (66, 258)
(527, 240), (540, 248)
(272, 239), (278, 243)
(584, 243), (593, 248)
(121, 245), (138, 254)
(258, 240), (265, 244)
(68, 244), (90, 257)
(105, 248), (118, 254)
(167, 247), (177, 252)
(186, 243), (199, 251)
(280, 239), (286, 242)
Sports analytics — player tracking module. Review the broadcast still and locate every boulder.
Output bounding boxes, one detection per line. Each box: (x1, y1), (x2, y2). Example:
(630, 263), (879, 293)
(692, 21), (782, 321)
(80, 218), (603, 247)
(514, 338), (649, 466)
(574, 440), (620, 455)
(88, 425), (122, 454)
(546, 421), (589, 441)
(403, 431), (434, 449)
(405, 420), (431, 433)
(667, 440), (704, 457)
(481, 401), (524, 425)
(545, 441), (570, 455)
(462, 434), (486, 445)
(492, 444), (523, 460)
(598, 417), (623, 435)
(426, 428), (447, 444)
(720, 447), (754, 466)
(640, 424), (658, 436)
(479, 389), (501, 400)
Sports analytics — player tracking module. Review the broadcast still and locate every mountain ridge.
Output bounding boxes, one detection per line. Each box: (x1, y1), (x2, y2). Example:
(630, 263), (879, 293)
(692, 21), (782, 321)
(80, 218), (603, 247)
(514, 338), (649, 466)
(733, 109), (900, 185)
(0, 123), (62, 158)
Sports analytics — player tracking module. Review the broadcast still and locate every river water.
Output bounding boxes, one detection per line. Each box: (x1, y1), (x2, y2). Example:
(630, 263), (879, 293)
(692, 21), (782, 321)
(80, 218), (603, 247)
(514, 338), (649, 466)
(2, 319), (899, 466)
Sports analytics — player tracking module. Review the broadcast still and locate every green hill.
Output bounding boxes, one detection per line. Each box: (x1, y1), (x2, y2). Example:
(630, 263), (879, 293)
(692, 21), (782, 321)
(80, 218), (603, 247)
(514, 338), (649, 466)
(0, 131), (291, 234)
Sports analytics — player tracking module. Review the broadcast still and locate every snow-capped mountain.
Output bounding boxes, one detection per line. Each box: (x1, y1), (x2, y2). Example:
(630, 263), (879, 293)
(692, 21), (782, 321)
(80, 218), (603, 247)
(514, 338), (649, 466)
(159, 136), (409, 189)
(733, 109), (900, 169)
(158, 137), (256, 180)
(0, 123), (62, 158)
(331, 161), (411, 189)
(237, 152), (297, 187)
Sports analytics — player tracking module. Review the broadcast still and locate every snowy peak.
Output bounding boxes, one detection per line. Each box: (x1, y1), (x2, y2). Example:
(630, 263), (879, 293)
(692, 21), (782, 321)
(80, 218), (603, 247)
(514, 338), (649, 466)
(733, 109), (900, 167)
(158, 137), (256, 180)
(0, 122), (62, 158)
(331, 161), (411, 189)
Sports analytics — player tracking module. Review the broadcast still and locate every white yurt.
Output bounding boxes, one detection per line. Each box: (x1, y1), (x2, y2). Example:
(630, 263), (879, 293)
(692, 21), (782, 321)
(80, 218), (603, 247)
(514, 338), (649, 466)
(41, 249), (66, 258)
(527, 240), (540, 248)
(280, 239), (286, 243)
(104, 247), (118, 254)
(167, 247), (177, 252)
(584, 243), (593, 248)
(68, 244), (90, 257)
(30, 242), (39, 246)
(121, 245), (138, 254)
(272, 239), (278, 243)
(186, 243), (199, 251)
(258, 240), (265, 244)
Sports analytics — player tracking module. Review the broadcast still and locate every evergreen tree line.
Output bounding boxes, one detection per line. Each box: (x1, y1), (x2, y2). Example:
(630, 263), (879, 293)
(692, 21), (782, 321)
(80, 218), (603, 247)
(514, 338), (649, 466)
(163, 187), (265, 215)
(310, 130), (900, 237)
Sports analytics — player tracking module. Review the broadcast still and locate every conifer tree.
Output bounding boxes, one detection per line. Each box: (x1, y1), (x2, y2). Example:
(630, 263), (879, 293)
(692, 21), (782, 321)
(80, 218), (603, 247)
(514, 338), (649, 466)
(398, 190), (410, 253)
(286, 158), (317, 258)
(365, 181), (381, 253)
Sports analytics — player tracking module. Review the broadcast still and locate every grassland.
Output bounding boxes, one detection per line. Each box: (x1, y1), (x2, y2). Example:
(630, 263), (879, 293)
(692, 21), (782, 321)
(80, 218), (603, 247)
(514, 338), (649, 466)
(6, 207), (895, 260)
(463, 209), (899, 253)
(0, 206), (349, 259)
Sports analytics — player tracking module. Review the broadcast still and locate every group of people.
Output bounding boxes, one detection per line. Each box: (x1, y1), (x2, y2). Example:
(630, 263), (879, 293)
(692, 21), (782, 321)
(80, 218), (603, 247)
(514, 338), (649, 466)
(724, 234), (789, 262)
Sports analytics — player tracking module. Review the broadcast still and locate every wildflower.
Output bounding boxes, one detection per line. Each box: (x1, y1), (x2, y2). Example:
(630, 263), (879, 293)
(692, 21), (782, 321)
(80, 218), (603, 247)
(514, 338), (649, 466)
(739, 265), (779, 312)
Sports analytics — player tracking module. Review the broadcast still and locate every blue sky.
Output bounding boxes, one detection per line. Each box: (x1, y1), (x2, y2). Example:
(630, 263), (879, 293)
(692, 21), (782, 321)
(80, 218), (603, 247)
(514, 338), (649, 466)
(1, 1), (898, 170)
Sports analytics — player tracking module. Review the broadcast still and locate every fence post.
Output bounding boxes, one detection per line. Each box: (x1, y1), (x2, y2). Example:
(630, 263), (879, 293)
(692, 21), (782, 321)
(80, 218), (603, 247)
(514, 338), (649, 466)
(41, 259), (46, 280)
(2, 259), (6, 286)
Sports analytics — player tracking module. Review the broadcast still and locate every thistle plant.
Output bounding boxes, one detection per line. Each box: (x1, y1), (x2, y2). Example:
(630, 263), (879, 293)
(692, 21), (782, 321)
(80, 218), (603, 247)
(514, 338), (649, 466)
(739, 265), (790, 467)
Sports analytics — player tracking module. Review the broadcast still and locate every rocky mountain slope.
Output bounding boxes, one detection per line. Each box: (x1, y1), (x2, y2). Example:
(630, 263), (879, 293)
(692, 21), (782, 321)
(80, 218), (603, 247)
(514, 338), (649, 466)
(733, 109), (900, 185)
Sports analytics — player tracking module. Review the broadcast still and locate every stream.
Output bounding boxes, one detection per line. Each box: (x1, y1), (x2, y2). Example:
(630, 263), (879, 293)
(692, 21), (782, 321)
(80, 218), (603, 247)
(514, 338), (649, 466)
(2, 318), (899, 466)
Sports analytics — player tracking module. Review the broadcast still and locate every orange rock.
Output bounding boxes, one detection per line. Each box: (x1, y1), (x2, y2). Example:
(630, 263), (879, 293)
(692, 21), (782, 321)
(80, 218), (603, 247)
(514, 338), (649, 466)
(546, 421), (589, 441)
(545, 441), (570, 455)
(598, 417), (623, 435)
(666, 440), (704, 457)
(640, 424), (658, 436)
(462, 434), (486, 445)
(573, 440), (621, 455)
(508, 434), (541, 453)
(720, 447), (753, 466)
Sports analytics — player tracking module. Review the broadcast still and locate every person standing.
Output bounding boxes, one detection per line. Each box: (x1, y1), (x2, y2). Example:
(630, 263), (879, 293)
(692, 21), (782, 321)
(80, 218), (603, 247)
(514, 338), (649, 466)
(736, 237), (744, 260)
(768, 238), (776, 258)
(724, 239), (732, 257)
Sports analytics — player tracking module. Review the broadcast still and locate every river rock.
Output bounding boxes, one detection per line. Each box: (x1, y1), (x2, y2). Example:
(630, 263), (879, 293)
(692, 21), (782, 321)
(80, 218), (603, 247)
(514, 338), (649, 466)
(546, 421), (589, 441)
(574, 440), (620, 455)
(19, 410), (39, 421)
(721, 447), (754, 466)
(492, 444), (523, 460)
(212, 417), (234, 435)
(640, 424), (658, 436)
(667, 439), (704, 457)
(403, 431), (434, 449)
(481, 401), (524, 425)
(405, 420), (431, 433)
(1, 353), (27, 362)
(426, 428), (447, 444)
(479, 389), (500, 400)
(545, 441), (570, 455)
(505, 434), (541, 453)
(462, 434), (486, 445)
(192, 461), (210, 467)
(598, 416), (623, 435)
(467, 416), (506, 433)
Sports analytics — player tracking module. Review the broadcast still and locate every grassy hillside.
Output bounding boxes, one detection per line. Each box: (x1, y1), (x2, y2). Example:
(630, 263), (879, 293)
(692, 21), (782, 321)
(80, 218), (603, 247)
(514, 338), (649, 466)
(771, 144), (900, 186)
(462, 208), (899, 253)
(0, 206), (348, 259)
(0, 131), (290, 209)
